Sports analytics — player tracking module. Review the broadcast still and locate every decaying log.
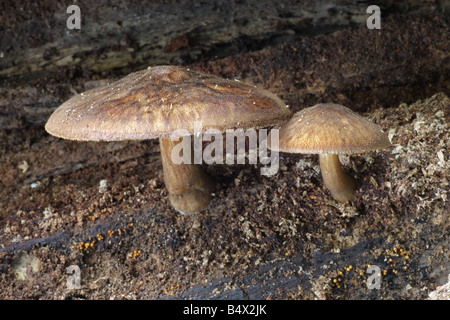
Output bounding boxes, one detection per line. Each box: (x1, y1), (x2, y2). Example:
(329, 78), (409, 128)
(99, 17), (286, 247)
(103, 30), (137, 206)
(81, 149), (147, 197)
(0, 1), (448, 129)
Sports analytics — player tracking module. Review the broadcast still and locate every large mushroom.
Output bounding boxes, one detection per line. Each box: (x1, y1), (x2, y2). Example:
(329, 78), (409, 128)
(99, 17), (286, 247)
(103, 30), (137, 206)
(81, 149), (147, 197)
(45, 65), (291, 214)
(268, 103), (390, 202)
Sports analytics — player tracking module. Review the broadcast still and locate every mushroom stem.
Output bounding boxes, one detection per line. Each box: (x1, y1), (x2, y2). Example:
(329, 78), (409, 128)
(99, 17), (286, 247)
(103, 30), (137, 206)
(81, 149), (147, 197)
(159, 136), (215, 214)
(319, 154), (355, 202)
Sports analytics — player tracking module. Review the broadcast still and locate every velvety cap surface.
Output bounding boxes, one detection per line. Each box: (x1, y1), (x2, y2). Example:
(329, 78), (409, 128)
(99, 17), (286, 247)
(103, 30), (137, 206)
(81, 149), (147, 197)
(45, 65), (291, 141)
(273, 103), (390, 154)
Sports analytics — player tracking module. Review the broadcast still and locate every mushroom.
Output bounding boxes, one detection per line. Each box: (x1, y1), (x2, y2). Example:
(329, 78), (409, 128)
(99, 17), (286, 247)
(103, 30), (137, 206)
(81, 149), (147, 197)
(45, 65), (291, 214)
(268, 103), (390, 202)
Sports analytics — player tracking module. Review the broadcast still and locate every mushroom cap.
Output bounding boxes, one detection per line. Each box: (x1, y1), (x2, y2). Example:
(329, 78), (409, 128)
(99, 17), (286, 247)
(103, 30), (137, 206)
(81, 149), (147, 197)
(45, 65), (291, 141)
(272, 103), (390, 154)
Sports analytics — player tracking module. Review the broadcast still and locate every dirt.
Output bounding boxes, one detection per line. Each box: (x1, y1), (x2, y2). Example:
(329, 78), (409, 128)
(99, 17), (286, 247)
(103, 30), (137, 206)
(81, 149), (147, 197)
(0, 91), (448, 299)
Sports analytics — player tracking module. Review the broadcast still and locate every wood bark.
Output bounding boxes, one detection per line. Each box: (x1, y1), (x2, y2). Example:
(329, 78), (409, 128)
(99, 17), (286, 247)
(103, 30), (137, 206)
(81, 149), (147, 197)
(0, 1), (448, 129)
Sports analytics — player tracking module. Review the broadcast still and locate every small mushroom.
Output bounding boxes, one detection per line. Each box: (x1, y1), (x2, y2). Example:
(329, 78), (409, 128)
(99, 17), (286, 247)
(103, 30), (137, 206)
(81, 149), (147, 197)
(268, 103), (390, 202)
(45, 65), (291, 214)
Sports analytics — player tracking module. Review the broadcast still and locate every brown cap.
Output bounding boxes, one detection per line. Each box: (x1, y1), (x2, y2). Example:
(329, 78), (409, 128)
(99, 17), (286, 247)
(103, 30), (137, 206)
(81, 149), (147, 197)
(45, 65), (291, 141)
(272, 103), (390, 154)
